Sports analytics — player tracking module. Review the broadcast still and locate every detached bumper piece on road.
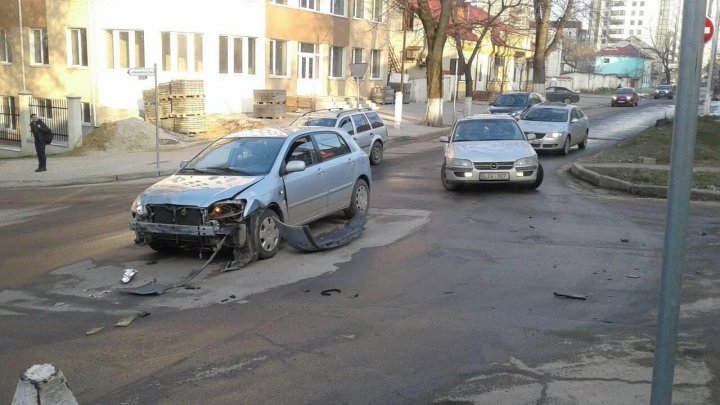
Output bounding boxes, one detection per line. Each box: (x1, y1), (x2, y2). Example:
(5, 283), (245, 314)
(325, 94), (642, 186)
(276, 215), (367, 252)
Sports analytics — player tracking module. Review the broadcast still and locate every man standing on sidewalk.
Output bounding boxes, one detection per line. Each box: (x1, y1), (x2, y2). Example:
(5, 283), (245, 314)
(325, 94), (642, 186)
(30, 113), (51, 172)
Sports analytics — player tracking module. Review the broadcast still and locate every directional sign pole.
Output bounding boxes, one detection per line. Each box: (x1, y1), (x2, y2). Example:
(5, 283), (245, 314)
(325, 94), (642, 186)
(154, 63), (159, 170)
(650, 0), (706, 403)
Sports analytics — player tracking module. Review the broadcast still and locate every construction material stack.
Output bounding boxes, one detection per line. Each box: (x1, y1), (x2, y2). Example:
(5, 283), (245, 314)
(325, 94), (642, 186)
(143, 80), (207, 135)
(253, 90), (287, 119)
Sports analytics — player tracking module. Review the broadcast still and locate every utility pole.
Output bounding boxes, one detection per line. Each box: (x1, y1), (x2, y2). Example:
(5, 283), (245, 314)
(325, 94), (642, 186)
(704, 0), (719, 115)
(650, 0), (707, 403)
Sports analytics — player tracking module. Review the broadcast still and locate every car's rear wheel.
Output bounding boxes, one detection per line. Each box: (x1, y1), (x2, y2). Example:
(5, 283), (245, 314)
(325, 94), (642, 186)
(344, 179), (370, 218)
(369, 141), (383, 165)
(561, 136), (571, 155)
(255, 209), (280, 260)
(441, 164), (458, 191)
(563, 97), (571, 104)
(578, 131), (588, 149)
(528, 164), (544, 190)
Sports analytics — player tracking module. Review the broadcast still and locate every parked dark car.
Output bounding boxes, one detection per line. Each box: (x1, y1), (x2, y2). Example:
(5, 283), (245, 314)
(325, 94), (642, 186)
(544, 86), (580, 104)
(487, 92), (545, 118)
(611, 87), (639, 107)
(653, 84), (674, 99)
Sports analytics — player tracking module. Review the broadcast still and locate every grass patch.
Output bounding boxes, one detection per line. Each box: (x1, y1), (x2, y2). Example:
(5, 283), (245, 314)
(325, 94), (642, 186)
(591, 167), (720, 190)
(586, 116), (720, 166)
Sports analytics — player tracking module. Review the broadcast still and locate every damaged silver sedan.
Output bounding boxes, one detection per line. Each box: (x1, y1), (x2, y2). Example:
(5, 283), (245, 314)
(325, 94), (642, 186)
(129, 127), (371, 267)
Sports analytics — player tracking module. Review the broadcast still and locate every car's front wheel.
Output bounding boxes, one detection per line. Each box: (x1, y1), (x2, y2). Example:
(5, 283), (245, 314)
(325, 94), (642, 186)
(561, 136), (571, 155)
(344, 179), (370, 218)
(369, 141), (383, 165)
(528, 164), (544, 190)
(578, 131), (588, 149)
(441, 164), (458, 191)
(255, 209), (280, 260)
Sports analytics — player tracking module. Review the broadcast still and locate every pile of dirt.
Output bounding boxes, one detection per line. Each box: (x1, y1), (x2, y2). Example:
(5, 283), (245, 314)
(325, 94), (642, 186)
(204, 113), (270, 138)
(81, 117), (196, 153)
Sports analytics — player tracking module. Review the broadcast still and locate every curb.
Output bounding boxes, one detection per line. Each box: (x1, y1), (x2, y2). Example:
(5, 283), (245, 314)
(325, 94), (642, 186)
(570, 162), (720, 201)
(1, 170), (176, 189)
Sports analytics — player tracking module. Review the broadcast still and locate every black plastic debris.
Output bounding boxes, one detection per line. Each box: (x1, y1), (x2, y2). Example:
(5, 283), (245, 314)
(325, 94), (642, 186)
(278, 215), (367, 252)
(625, 274), (640, 279)
(120, 280), (168, 296)
(621, 238), (629, 243)
(321, 289), (342, 296)
(553, 292), (587, 300)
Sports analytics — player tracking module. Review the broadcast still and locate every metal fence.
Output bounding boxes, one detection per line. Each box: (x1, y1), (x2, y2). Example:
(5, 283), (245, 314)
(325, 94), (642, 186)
(0, 111), (22, 148)
(30, 97), (68, 146)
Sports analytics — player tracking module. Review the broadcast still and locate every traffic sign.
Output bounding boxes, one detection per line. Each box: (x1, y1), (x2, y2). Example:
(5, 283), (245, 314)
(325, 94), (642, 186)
(127, 67), (156, 76)
(705, 17), (715, 44)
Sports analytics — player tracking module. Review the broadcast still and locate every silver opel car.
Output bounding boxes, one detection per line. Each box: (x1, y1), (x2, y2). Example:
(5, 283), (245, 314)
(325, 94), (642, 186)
(130, 127), (371, 263)
(517, 103), (589, 155)
(439, 115), (543, 191)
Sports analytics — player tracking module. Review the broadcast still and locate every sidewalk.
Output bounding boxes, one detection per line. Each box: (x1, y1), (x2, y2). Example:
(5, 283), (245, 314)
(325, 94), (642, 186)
(0, 101), (451, 189)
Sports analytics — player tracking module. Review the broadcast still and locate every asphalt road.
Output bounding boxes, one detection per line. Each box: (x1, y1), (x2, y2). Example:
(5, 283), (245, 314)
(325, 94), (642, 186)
(1, 98), (719, 404)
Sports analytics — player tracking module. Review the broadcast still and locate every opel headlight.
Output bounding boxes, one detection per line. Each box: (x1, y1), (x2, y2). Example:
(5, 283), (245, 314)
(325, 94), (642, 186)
(515, 156), (538, 168)
(545, 132), (562, 139)
(131, 197), (145, 217)
(447, 158), (473, 169)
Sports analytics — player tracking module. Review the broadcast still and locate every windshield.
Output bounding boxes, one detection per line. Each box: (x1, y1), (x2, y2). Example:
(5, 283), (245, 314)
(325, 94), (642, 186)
(616, 88), (634, 94)
(182, 137), (285, 176)
(493, 94), (527, 107)
(453, 120), (525, 142)
(521, 107), (569, 123)
(657, 85), (672, 90)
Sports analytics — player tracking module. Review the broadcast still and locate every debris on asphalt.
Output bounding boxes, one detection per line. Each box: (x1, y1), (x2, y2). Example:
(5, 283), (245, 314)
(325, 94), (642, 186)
(553, 292), (588, 300)
(85, 326), (105, 336)
(229, 295), (236, 299)
(120, 279), (167, 296)
(625, 274), (640, 279)
(278, 215), (367, 252)
(137, 310), (150, 318)
(221, 298), (229, 303)
(303, 289), (311, 293)
(696, 270), (705, 275)
(321, 289), (342, 296)
(444, 291), (454, 295)
(349, 294), (359, 298)
(621, 239), (629, 243)
(700, 232), (707, 236)
(121, 268), (138, 284)
(529, 225), (535, 229)
(115, 315), (137, 327)
(53, 302), (65, 308)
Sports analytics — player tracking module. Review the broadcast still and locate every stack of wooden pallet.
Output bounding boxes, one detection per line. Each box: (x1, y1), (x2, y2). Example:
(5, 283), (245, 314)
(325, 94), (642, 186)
(143, 80), (207, 134)
(253, 90), (286, 119)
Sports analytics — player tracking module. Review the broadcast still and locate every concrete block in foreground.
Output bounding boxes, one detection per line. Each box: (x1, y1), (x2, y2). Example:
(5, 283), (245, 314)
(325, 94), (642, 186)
(11, 364), (78, 405)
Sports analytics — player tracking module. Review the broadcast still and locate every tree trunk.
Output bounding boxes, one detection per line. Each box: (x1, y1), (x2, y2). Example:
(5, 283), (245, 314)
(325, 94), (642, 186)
(464, 64), (474, 98)
(425, 50), (444, 127)
(664, 66), (671, 84)
(533, 50), (546, 93)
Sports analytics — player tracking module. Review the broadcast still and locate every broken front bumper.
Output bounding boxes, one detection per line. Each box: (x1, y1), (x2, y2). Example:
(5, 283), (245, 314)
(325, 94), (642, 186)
(129, 221), (218, 236)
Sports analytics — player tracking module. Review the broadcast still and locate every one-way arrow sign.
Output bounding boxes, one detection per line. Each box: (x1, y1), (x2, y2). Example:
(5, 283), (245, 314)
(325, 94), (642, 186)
(127, 67), (156, 76)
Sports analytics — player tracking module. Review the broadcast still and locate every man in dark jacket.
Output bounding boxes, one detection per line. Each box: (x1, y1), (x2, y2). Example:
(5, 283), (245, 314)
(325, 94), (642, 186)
(30, 113), (51, 172)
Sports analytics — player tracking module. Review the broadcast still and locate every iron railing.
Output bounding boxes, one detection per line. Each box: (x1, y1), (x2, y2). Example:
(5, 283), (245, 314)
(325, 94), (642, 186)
(30, 97), (68, 146)
(0, 105), (20, 148)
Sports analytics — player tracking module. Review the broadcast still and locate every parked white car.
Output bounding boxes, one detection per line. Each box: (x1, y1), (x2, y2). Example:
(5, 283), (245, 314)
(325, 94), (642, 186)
(439, 115), (543, 191)
(517, 103), (589, 155)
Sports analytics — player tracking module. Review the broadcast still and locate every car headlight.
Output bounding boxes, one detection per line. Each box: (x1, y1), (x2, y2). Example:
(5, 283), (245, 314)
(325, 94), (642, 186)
(515, 156), (538, 168)
(447, 158), (473, 169)
(545, 132), (562, 139)
(131, 197), (145, 217)
(612, 95), (617, 100)
(208, 199), (246, 220)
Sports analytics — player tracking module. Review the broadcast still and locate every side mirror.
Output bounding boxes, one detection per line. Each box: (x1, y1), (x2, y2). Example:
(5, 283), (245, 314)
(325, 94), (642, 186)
(571, 118), (579, 123)
(525, 133), (536, 141)
(285, 160), (306, 173)
(438, 136), (449, 143)
(180, 160), (188, 168)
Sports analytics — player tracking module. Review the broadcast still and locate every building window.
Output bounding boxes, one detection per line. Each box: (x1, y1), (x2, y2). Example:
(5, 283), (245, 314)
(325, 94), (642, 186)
(298, 42), (318, 79)
(0, 30), (11, 63)
(630, 20), (635, 25)
(161, 32), (203, 72)
(67, 28), (88, 67)
(603, 58), (610, 64)
(272, 0), (287, 4)
(329, 46), (344, 78)
(370, 49), (381, 79)
(372, 0), (383, 22)
(30, 28), (49, 65)
(354, 0), (364, 18)
(300, 0), (318, 10)
(81, 102), (92, 124)
(0, 96), (16, 129)
(331, 0), (345, 15)
(269, 39), (288, 76)
(352, 47), (363, 63)
(638, 20), (642, 25)
(639, 11), (644, 16)
(219, 36), (255, 75)
(106, 30), (144, 69)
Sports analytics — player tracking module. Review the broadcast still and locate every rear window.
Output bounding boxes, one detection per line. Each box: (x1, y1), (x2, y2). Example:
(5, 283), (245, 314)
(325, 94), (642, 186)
(305, 118), (338, 127)
(366, 112), (384, 129)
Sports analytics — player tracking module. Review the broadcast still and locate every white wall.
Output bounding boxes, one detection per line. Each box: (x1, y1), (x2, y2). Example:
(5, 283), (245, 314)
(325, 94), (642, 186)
(90, 0), (266, 117)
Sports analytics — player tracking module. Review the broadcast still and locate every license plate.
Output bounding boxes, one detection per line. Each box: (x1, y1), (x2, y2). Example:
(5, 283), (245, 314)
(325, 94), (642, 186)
(479, 172), (510, 181)
(618, 100), (626, 103)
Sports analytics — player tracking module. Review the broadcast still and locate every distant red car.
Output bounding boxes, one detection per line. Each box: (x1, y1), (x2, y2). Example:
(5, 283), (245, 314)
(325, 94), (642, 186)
(611, 87), (639, 107)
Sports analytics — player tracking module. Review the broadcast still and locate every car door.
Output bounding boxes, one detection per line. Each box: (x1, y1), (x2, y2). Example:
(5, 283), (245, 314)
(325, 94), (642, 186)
(312, 131), (356, 212)
(545, 87), (558, 102)
(569, 108), (583, 145)
(576, 108), (589, 141)
(282, 135), (328, 224)
(350, 113), (373, 153)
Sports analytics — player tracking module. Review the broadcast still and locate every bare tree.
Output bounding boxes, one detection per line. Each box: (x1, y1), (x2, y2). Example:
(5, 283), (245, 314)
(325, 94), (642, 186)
(401, 0), (455, 127)
(532, 0), (575, 92)
(560, 38), (596, 73)
(646, 30), (676, 84)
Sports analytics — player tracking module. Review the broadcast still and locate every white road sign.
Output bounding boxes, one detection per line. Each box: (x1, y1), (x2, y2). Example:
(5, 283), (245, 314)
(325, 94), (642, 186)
(127, 67), (156, 76)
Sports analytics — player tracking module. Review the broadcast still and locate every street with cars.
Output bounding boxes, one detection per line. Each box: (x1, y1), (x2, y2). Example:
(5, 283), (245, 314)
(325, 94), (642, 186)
(1, 95), (719, 403)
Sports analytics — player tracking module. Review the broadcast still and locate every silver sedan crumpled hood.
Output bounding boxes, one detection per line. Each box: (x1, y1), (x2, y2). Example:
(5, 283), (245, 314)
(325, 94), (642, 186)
(451, 141), (535, 162)
(139, 174), (262, 207)
(518, 120), (568, 133)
